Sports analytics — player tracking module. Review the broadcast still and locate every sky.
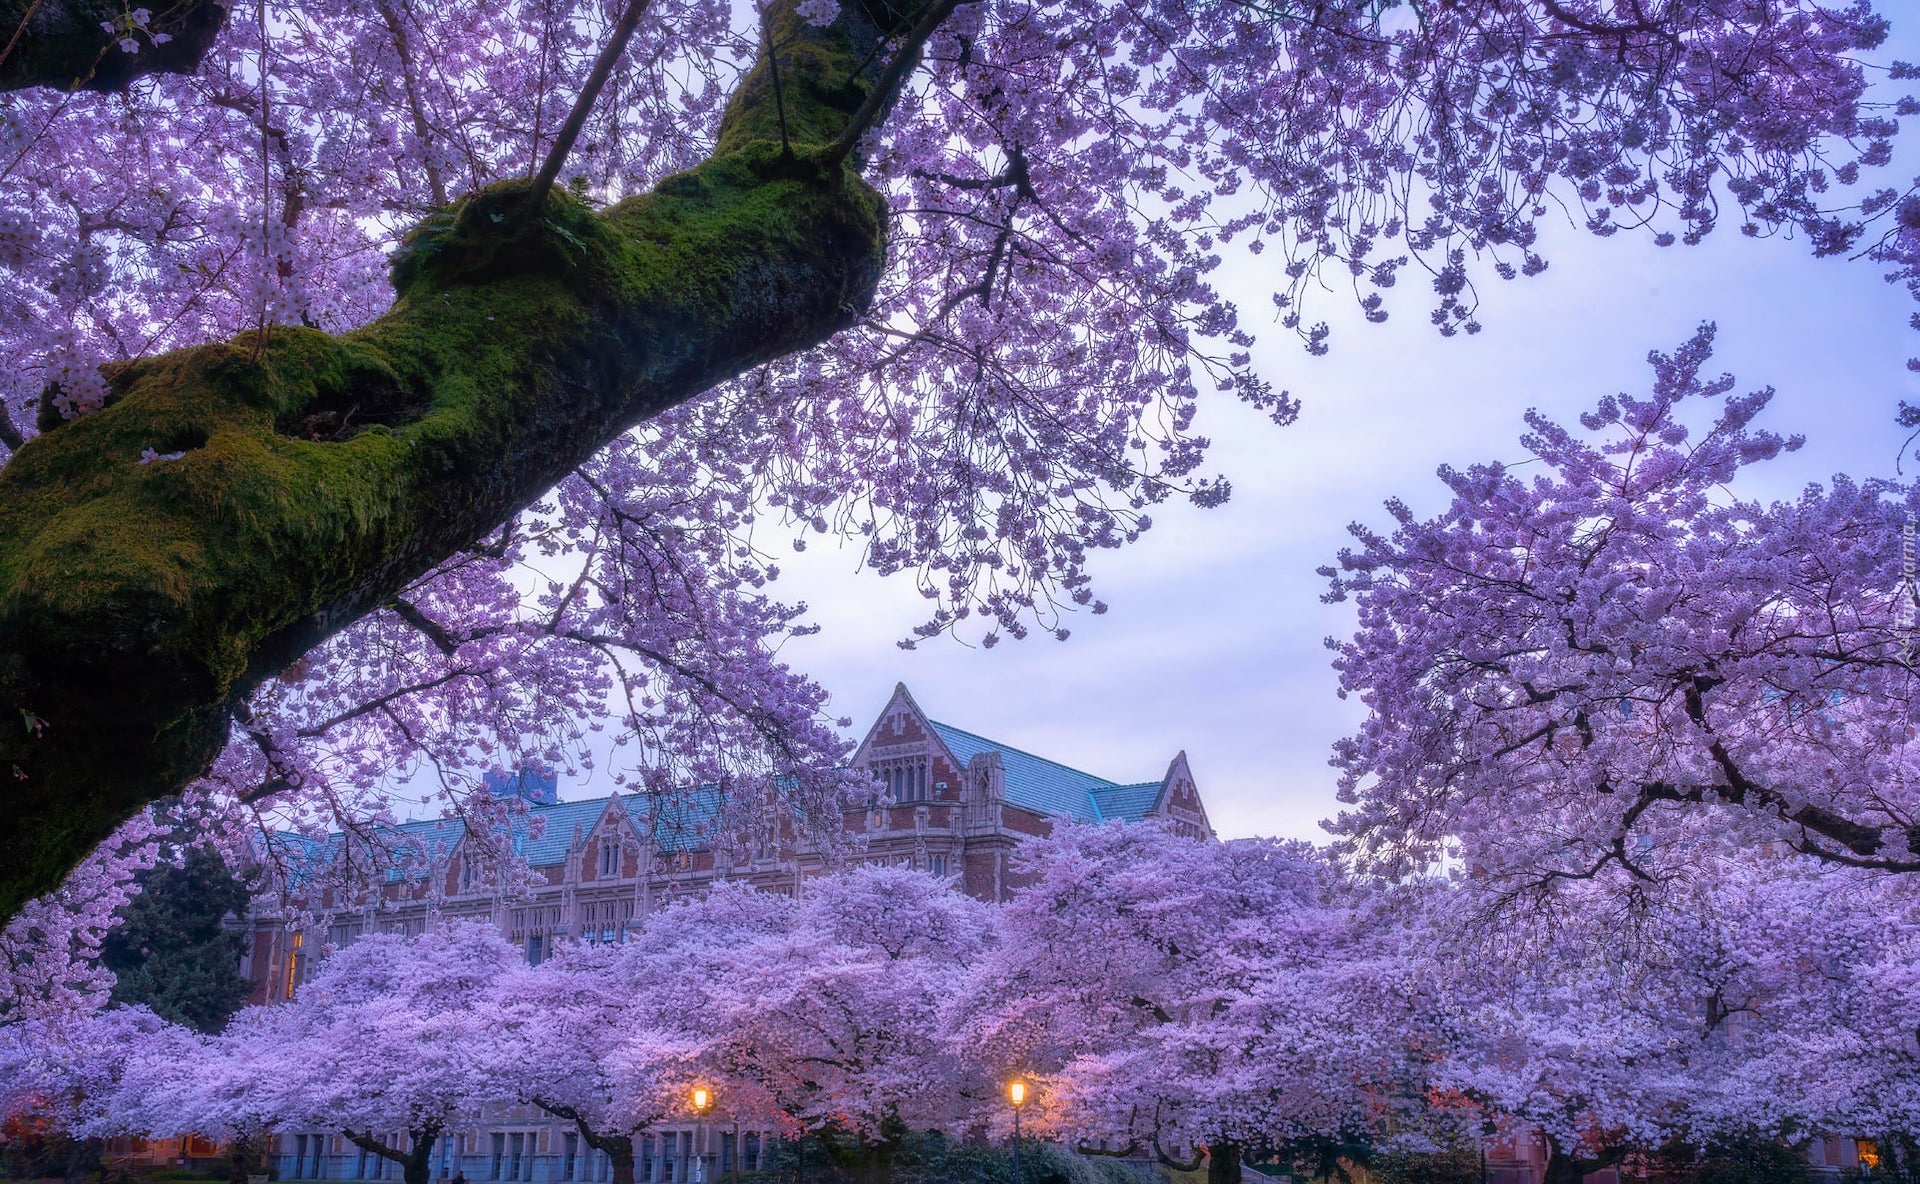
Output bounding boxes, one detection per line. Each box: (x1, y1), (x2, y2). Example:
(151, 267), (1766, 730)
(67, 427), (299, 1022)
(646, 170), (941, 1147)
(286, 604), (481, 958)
(757, 60), (1920, 844)
(509, 22), (1920, 845)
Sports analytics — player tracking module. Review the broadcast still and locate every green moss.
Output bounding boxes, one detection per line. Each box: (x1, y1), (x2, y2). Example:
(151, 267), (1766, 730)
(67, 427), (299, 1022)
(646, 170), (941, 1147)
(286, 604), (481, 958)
(0, 0), (911, 922)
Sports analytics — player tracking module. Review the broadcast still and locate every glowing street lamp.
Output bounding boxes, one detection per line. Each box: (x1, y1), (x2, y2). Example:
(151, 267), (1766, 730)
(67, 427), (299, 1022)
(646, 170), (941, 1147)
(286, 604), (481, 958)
(1008, 1080), (1030, 1184)
(690, 1089), (714, 1184)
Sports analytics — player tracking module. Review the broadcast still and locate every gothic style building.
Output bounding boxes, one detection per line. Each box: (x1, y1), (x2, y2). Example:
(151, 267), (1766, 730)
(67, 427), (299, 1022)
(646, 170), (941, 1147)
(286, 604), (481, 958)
(243, 683), (1213, 1184)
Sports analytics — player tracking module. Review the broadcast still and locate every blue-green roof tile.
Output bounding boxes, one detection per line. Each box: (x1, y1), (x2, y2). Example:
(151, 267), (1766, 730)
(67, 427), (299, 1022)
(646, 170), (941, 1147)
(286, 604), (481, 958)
(1090, 781), (1164, 823)
(929, 721), (1162, 824)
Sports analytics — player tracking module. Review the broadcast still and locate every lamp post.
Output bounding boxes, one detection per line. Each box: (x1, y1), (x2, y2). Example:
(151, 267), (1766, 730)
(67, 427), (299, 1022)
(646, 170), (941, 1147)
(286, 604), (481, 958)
(1008, 1081), (1029, 1184)
(691, 1088), (713, 1184)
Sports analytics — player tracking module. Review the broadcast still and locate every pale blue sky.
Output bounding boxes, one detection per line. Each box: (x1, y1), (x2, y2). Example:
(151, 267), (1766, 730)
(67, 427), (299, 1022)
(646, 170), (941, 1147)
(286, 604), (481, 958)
(769, 36), (1920, 842)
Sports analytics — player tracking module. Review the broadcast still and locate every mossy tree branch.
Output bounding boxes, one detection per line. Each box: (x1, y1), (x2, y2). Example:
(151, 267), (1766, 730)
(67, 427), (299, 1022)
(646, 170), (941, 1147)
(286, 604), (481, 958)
(0, 0), (920, 921)
(1, 0), (230, 91)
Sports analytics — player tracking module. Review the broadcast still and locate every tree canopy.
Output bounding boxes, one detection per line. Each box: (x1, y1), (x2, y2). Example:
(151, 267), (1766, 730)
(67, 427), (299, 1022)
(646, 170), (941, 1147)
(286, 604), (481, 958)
(6, 828), (1917, 1179)
(0, 0), (1916, 935)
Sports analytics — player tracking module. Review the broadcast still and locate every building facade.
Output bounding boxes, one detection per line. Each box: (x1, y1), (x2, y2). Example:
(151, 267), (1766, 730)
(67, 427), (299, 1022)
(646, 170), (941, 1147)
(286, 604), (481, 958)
(243, 683), (1213, 1184)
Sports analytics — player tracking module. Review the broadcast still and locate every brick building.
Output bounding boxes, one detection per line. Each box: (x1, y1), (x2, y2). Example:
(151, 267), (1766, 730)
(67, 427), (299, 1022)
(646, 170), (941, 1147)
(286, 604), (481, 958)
(241, 682), (1213, 1184)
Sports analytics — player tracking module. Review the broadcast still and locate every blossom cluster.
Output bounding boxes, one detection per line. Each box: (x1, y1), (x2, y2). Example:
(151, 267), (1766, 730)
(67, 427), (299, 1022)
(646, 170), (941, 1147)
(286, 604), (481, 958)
(1326, 326), (1920, 897)
(3, 825), (1917, 1170)
(0, 0), (1915, 1028)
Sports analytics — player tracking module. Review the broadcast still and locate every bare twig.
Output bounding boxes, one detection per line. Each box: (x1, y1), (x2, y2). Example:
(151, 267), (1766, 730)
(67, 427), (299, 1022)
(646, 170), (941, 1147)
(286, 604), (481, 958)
(817, 0), (969, 170)
(0, 0), (46, 76)
(529, 0), (655, 207)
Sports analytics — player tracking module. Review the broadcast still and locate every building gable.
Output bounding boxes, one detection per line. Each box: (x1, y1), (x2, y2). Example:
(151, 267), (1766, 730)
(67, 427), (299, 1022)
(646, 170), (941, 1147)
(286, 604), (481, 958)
(851, 683), (967, 805)
(1147, 751), (1212, 839)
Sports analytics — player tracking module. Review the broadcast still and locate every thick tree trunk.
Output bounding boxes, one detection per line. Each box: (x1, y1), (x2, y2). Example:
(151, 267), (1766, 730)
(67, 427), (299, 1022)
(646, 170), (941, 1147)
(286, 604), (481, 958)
(1541, 1150), (1580, 1184)
(1206, 1142), (1241, 1184)
(227, 1128), (262, 1184)
(0, 0), (229, 91)
(61, 1135), (100, 1182)
(344, 1128), (437, 1184)
(403, 1131), (437, 1184)
(532, 1098), (636, 1184)
(0, 0), (910, 921)
(1541, 1136), (1627, 1184)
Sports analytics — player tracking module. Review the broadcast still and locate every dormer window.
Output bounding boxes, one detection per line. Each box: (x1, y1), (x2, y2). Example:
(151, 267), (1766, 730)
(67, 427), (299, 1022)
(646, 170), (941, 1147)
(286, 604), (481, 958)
(598, 836), (621, 877)
(459, 853), (479, 893)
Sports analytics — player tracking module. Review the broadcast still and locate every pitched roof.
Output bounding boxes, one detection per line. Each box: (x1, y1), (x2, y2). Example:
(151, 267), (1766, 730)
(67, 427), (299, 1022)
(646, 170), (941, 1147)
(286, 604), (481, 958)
(928, 721), (1165, 824)
(282, 692), (1182, 882)
(275, 788), (730, 887)
(1090, 781), (1165, 823)
(515, 796), (615, 866)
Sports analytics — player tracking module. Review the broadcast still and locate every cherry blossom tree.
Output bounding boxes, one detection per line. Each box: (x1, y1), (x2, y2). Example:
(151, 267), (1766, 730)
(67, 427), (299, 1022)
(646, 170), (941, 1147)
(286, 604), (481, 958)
(1410, 831), (1920, 1184)
(481, 870), (993, 1175)
(189, 921), (524, 1184)
(5, 838), (1916, 1184)
(496, 941), (689, 1184)
(0, 810), (165, 1024)
(949, 822), (1444, 1184)
(1325, 325), (1920, 903)
(656, 866), (994, 1161)
(0, 0), (1911, 924)
(0, 1004), (199, 1146)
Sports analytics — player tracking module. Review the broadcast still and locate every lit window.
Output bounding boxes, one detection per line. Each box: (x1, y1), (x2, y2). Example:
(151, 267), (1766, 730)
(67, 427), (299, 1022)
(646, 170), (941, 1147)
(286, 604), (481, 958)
(283, 933), (304, 999)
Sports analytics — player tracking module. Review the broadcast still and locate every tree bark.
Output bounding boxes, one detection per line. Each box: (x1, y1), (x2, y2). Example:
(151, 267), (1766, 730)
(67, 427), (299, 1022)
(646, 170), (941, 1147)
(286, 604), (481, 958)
(227, 1128), (264, 1184)
(1541, 1135), (1628, 1184)
(0, 0), (230, 92)
(344, 1127), (438, 1184)
(0, 0), (911, 922)
(1206, 1142), (1241, 1184)
(532, 1098), (637, 1184)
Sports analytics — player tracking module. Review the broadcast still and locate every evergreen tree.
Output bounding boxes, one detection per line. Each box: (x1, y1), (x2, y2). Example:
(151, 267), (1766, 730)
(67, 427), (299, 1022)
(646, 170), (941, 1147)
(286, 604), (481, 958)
(102, 847), (251, 1034)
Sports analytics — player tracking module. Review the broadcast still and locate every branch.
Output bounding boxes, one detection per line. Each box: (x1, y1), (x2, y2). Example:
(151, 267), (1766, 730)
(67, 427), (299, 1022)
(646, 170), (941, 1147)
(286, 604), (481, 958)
(1672, 678), (1920, 870)
(531, 1097), (635, 1159)
(344, 1132), (410, 1166)
(818, 0), (969, 169)
(1153, 1134), (1205, 1173)
(372, 0), (448, 207)
(529, 0), (655, 206)
(0, 0), (924, 922)
(1130, 994), (1174, 1024)
(389, 597), (461, 657)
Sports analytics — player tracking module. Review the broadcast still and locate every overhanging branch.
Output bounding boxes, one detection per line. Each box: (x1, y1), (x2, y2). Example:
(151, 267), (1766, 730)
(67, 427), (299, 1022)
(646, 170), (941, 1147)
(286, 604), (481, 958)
(0, 0), (943, 922)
